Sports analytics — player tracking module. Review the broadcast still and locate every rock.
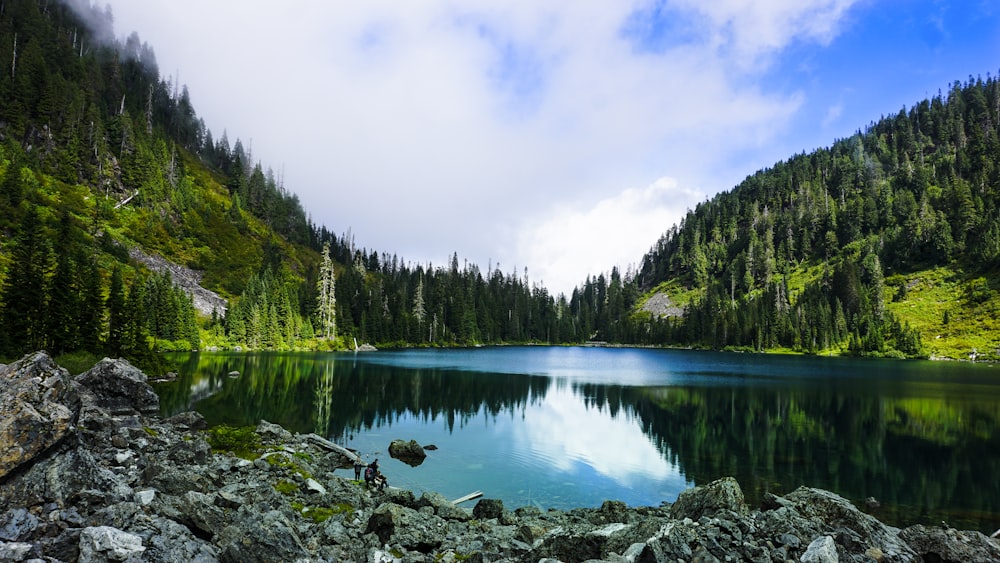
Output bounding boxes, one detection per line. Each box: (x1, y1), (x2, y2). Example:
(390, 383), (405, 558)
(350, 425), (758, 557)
(0, 351), (77, 480)
(216, 510), (309, 563)
(415, 491), (472, 522)
(670, 477), (748, 520)
(141, 517), (218, 563)
(305, 478), (327, 495)
(388, 439), (427, 466)
(782, 487), (917, 561)
(365, 503), (444, 552)
(0, 541), (34, 562)
(135, 489), (156, 506)
(165, 411), (207, 431)
(473, 498), (505, 520)
(899, 524), (1000, 563)
(75, 358), (159, 415)
(0, 508), (38, 542)
(78, 526), (145, 562)
(800, 535), (838, 562)
(256, 419), (292, 441)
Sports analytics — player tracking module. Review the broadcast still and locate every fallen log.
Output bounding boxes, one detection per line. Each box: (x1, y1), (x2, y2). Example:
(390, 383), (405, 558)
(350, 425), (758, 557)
(303, 433), (362, 463)
(451, 491), (483, 505)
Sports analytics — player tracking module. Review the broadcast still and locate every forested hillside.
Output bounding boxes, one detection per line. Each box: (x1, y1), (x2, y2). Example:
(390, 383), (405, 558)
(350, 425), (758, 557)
(0, 0), (603, 367)
(626, 75), (1000, 360)
(1, 0), (997, 364)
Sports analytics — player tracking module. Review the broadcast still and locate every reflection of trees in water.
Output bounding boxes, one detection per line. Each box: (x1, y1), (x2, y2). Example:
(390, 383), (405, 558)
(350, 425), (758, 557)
(572, 381), (1000, 532)
(158, 353), (550, 439)
(156, 354), (1000, 531)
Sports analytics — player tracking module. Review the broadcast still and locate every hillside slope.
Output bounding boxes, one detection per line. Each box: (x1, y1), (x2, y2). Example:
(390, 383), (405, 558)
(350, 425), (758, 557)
(627, 76), (1000, 360)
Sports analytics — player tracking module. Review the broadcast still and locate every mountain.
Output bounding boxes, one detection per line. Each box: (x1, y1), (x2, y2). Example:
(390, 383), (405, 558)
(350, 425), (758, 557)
(0, 0), (996, 364)
(0, 0), (590, 366)
(625, 75), (1000, 360)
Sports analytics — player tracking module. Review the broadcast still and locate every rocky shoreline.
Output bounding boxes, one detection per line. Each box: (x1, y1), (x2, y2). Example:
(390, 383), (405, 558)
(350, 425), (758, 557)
(2, 352), (999, 562)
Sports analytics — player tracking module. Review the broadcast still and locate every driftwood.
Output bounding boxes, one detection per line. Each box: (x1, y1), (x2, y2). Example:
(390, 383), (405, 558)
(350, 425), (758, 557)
(304, 433), (361, 463)
(451, 491), (483, 505)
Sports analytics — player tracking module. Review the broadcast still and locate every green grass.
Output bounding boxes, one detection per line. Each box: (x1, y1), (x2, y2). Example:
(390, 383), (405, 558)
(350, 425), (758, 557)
(887, 266), (1000, 361)
(274, 480), (298, 495)
(205, 425), (262, 460)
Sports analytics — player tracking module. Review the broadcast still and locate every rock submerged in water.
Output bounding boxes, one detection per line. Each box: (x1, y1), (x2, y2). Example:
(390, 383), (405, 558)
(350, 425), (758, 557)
(0, 350), (998, 562)
(388, 438), (428, 466)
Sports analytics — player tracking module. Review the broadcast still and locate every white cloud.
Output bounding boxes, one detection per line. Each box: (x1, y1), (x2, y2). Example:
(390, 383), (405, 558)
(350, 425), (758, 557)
(106, 0), (860, 293)
(518, 178), (704, 296)
(515, 384), (684, 488)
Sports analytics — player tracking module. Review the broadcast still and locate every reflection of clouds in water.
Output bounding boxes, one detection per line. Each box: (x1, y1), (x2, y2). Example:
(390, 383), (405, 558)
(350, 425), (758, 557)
(514, 384), (685, 489)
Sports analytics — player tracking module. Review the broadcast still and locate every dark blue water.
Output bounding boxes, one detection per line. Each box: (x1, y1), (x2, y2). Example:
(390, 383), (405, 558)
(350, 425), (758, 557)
(157, 347), (1000, 532)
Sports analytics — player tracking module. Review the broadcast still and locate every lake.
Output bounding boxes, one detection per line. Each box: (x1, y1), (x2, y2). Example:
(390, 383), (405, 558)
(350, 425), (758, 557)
(156, 346), (1000, 533)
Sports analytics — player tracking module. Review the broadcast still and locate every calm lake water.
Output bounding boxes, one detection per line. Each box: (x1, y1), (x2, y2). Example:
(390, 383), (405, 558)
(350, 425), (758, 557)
(156, 347), (1000, 533)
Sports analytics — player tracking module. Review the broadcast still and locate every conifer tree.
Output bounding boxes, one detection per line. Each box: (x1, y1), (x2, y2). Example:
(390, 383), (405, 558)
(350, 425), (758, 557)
(106, 265), (126, 356)
(316, 242), (336, 340)
(0, 207), (51, 355)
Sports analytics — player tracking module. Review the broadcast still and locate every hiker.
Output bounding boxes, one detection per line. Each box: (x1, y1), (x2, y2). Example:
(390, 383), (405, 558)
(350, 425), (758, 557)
(364, 459), (380, 488)
(353, 458), (365, 481)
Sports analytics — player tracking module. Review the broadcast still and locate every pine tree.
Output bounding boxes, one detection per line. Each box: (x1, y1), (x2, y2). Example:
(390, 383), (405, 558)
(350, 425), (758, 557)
(316, 242), (336, 340)
(0, 207), (51, 355)
(106, 265), (126, 356)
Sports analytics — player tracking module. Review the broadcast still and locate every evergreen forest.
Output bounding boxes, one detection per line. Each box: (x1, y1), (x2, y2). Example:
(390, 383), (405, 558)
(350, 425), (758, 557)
(0, 0), (998, 367)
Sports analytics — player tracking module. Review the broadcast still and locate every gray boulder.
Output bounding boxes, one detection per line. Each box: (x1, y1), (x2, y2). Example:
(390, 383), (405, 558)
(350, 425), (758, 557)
(78, 526), (146, 563)
(365, 503), (445, 552)
(800, 535), (838, 562)
(75, 357), (159, 415)
(670, 476), (748, 520)
(0, 351), (77, 479)
(0, 508), (37, 542)
(899, 524), (1000, 563)
(473, 498), (505, 520)
(216, 510), (309, 563)
(388, 438), (427, 466)
(782, 486), (918, 562)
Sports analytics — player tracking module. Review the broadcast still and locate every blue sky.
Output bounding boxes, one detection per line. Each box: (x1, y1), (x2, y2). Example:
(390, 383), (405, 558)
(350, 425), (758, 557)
(107, 0), (999, 296)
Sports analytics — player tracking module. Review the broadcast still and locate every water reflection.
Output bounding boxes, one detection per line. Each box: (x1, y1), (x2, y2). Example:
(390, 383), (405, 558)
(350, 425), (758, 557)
(516, 382), (684, 490)
(157, 350), (1000, 532)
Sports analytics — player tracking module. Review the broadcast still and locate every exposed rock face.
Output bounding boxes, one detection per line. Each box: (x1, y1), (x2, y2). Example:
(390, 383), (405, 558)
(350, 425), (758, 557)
(388, 438), (427, 466)
(640, 291), (684, 318)
(128, 247), (228, 316)
(1, 351), (999, 563)
(0, 351), (77, 479)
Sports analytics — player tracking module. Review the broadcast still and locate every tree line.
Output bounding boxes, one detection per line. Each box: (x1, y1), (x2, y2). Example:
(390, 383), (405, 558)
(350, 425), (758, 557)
(626, 75), (1000, 357)
(0, 0), (997, 360)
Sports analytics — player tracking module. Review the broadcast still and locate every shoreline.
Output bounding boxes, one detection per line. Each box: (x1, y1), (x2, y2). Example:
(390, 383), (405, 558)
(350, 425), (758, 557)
(2, 351), (999, 562)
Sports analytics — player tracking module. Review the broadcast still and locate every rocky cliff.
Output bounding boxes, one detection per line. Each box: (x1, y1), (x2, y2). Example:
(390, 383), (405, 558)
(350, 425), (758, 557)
(1, 352), (998, 562)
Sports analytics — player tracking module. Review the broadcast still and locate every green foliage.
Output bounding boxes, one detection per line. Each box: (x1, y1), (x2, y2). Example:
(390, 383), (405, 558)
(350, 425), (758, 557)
(264, 452), (312, 480)
(274, 480), (298, 495)
(631, 76), (1000, 359)
(205, 425), (261, 459)
(53, 351), (103, 375)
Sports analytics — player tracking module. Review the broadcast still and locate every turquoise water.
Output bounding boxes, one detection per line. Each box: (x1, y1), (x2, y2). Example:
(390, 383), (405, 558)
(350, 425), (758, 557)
(156, 347), (1000, 532)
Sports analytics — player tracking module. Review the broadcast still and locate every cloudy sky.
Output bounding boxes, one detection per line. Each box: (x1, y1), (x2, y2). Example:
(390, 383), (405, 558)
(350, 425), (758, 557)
(105, 1), (999, 296)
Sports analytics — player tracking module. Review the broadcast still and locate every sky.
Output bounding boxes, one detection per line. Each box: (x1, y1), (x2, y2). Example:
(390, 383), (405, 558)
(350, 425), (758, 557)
(103, 0), (999, 296)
